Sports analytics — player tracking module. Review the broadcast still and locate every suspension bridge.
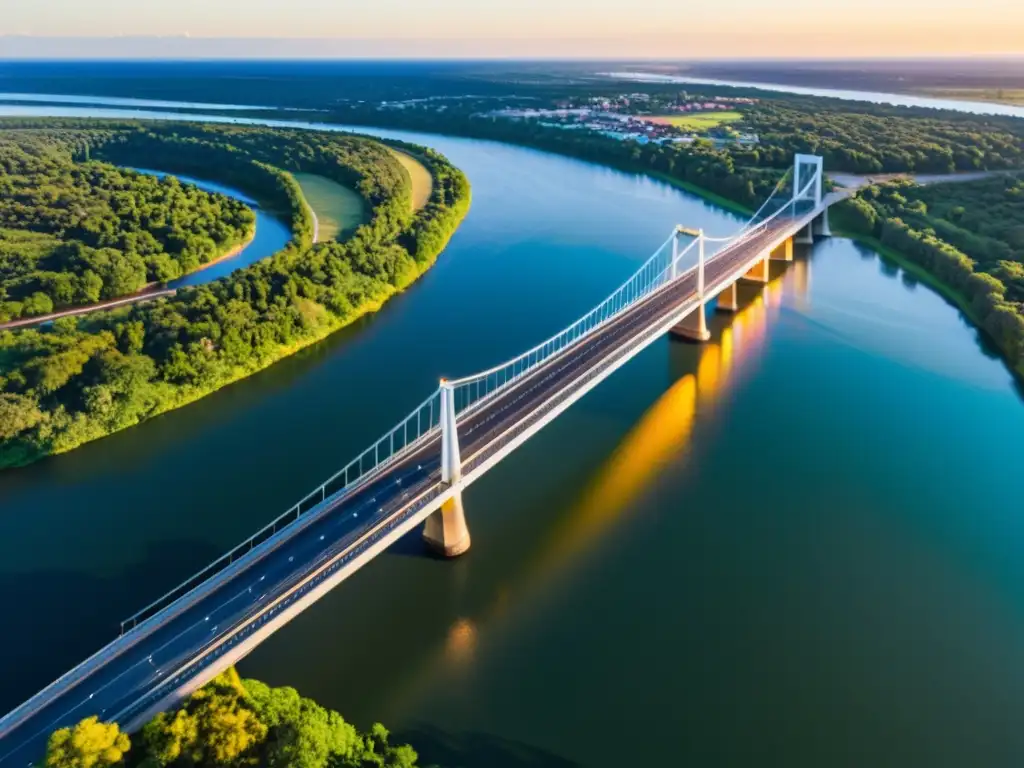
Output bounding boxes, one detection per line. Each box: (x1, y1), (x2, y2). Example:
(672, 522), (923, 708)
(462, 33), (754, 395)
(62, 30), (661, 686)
(0, 154), (845, 766)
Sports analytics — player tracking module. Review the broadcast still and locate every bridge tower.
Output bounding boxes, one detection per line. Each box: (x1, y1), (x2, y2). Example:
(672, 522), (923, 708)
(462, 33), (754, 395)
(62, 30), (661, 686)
(670, 230), (711, 342)
(793, 153), (830, 240)
(423, 380), (472, 557)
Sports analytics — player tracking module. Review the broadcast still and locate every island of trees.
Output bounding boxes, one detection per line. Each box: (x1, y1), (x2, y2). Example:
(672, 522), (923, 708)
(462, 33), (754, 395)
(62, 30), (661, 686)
(42, 670), (422, 768)
(0, 120), (470, 468)
(1, 132), (256, 321)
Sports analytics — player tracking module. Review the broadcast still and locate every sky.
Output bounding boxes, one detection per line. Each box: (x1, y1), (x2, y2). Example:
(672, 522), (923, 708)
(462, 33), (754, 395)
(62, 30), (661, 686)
(1, 0), (1022, 58)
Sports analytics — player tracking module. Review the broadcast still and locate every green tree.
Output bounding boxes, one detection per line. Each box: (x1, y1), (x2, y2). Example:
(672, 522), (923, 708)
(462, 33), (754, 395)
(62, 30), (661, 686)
(44, 716), (130, 768)
(0, 393), (44, 440)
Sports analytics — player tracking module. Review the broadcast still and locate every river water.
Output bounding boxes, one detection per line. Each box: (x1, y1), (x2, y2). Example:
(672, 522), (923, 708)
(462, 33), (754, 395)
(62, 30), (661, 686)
(127, 168), (292, 289)
(1, 104), (1023, 767)
(604, 71), (1024, 119)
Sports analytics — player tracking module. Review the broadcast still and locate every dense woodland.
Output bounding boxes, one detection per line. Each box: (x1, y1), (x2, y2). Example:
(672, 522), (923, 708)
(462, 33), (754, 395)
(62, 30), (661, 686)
(43, 670), (422, 768)
(835, 174), (1024, 373)
(319, 84), (1024, 375)
(0, 132), (254, 320)
(738, 99), (1024, 174)
(322, 86), (1024, 212)
(0, 120), (470, 467)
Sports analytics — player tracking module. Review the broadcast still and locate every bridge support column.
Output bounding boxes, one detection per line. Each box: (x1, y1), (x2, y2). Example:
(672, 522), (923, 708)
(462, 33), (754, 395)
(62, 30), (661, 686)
(424, 380), (471, 557)
(716, 282), (739, 312)
(670, 303), (711, 342)
(424, 492), (471, 557)
(813, 210), (832, 237)
(795, 224), (814, 245)
(741, 255), (770, 284)
(770, 237), (794, 262)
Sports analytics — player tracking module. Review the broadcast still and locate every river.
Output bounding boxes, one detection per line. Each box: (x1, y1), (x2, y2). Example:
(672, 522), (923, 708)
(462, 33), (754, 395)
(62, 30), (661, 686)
(604, 71), (1024, 119)
(126, 168), (293, 289)
(1, 104), (1024, 767)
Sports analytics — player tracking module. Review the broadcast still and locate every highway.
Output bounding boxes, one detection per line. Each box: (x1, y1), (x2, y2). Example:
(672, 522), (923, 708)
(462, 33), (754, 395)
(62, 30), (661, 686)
(0, 216), (800, 767)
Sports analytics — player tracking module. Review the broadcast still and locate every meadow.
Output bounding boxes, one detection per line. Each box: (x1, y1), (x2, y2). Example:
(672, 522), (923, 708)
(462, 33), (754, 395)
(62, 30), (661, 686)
(646, 110), (744, 131)
(388, 148), (433, 210)
(294, 173), (367, 241)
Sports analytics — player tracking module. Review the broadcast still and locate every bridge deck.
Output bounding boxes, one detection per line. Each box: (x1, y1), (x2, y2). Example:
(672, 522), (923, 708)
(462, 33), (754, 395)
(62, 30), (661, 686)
(0, 206), (825, 766)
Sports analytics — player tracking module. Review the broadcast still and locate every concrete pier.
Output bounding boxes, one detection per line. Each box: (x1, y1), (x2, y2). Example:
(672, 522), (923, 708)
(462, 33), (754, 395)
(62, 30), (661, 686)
(423, 493), (471, 557)
(716, 282), (739, 312)
(813, 210), (831, 237)
(741, 255), (770, 284)
(770, 237), (794, 262)
(670, 303), (711, 342)
(795, 223), (814, 245)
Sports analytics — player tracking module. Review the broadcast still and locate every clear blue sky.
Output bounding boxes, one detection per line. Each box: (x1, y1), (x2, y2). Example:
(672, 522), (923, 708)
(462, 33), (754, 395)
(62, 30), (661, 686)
(2, 0), (1021, 58)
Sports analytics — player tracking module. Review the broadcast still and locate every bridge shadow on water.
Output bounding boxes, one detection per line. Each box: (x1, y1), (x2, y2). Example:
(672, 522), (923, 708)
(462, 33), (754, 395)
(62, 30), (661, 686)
(385, 524), (442, 559)
(400, 724), (579, 768)
(0, 536), (223, 713)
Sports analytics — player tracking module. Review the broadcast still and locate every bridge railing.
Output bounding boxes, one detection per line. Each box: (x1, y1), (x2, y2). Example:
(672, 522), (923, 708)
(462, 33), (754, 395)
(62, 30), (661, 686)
(120, 387), (443, 634)
(446, 169), (819, 418)
(447, 232), (702, 416)
(119, 163), (824, 637)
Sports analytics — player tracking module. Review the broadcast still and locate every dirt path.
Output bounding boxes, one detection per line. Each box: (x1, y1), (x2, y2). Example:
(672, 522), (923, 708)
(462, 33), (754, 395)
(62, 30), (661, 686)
(0, 288), (177, 331)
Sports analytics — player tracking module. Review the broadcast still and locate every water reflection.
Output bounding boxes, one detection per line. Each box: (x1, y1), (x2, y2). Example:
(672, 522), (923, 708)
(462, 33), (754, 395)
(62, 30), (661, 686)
(443, 618), (479, 666)
(385, 263), (801, 716)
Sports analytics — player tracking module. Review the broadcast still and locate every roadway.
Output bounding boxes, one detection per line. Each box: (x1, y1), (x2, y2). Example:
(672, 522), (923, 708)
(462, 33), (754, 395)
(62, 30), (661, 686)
(0, 215), (801, 767)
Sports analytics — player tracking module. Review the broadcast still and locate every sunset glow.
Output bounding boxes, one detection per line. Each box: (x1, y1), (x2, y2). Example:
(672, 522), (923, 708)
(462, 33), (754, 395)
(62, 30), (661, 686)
(2, 0), (1022, 58)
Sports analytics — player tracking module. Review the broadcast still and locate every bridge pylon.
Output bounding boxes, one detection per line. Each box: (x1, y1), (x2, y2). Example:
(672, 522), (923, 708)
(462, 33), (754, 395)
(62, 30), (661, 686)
(670, 230), (711, 342)
(793, 154), (824, 208)
(425, 380), (471, 557)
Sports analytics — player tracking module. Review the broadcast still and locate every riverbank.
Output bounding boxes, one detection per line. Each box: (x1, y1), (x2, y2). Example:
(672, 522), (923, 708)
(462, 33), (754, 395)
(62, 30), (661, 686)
(0, 123), (471, 469)
(0, 203), (257, 332)
(3, 99), (1024, 768)
(835, 226), (1024, 380)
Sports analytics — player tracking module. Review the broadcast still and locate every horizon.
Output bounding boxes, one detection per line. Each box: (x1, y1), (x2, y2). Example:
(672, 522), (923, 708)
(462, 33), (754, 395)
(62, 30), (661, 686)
(1, 43), (1023, 62)
(2, 0), (1022, 59)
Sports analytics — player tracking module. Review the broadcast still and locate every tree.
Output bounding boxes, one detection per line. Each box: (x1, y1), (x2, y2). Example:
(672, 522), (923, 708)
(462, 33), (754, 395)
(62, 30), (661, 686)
(44, 717), (130, 768)
(0, 393), (43, 440)
(139, 671), (266, 767)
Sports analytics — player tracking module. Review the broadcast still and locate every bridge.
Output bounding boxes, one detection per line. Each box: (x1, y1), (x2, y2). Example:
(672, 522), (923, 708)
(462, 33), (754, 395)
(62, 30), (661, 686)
(0, 154), (844, 765)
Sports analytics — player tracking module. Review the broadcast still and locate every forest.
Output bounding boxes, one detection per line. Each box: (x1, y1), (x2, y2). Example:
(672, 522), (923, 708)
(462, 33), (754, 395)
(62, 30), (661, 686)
(321, 85), (1024, 212)
(834, 174), (1024, 374)
(0, 120), (470, 468)
(42, 669), (422, 768)
(0, 132), (255, 321)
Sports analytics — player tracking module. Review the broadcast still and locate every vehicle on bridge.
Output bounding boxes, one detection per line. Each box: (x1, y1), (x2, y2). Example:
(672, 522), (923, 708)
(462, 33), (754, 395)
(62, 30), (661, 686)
(0, 154), (843, 767)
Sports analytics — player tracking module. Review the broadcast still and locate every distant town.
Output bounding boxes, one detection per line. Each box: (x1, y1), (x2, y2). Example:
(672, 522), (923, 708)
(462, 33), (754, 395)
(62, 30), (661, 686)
(376, 91), (761, 147)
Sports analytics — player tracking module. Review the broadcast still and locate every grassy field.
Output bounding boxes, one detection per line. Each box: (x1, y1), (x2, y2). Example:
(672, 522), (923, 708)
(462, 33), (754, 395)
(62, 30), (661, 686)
(387, 148), (433, 211)
(293, 173), (367, 241)
(646, 111), (744, 131)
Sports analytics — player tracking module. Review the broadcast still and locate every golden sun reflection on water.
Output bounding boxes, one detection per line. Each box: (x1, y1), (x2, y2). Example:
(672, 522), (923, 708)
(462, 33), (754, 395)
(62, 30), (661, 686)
(443, 618), (478, 665)
(388, 262), (805, 715)
(539, 271), (784, 566)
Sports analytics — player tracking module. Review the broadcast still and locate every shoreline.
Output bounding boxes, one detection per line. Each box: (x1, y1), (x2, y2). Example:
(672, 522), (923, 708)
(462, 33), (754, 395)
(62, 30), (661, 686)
(835, 228), (1024, 380)
(0, 141), (470, 469)
(0, 229), (257, 332)
(179, 227), (258, 277)
(3, 200), (469, 467)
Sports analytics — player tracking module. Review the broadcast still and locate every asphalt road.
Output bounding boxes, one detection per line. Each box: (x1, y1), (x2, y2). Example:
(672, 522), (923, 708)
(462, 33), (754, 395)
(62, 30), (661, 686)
(0, 218), (795, 767)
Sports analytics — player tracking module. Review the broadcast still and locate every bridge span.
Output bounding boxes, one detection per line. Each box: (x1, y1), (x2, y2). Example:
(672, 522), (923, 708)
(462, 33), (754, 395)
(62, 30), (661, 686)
(0, 154), (845, 766)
